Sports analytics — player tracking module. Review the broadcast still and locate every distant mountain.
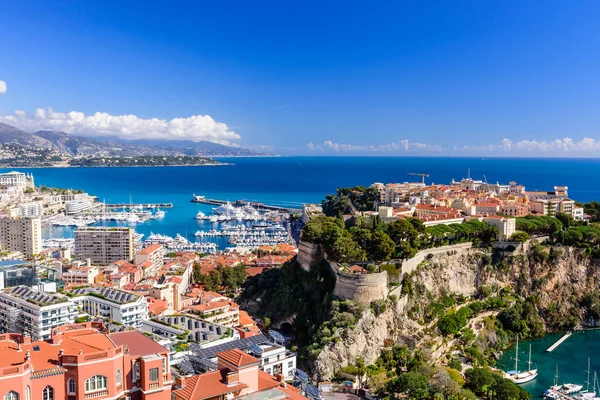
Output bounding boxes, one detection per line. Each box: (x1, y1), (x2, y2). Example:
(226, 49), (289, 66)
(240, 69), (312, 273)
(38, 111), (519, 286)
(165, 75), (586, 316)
(0, 123), (270, 157)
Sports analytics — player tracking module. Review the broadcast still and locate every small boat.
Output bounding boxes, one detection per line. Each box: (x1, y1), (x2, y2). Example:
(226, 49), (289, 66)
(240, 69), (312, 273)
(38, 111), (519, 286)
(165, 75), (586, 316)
(192, 194), (205, 202)
(545, 364), (584, 399)
(504, 335), (538, 384)
(196, 211), (205, 220)
(155, 209), (165, 218)
(209, 215), (219, 223)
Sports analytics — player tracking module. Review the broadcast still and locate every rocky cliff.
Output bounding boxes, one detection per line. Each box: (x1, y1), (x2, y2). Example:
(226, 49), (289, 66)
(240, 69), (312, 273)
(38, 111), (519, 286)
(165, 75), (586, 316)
(311, 243), (600, 380)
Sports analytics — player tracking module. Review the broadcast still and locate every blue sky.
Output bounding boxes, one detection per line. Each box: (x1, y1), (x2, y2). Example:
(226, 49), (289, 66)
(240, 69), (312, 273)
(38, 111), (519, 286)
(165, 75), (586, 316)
(1, 1), (600, 156)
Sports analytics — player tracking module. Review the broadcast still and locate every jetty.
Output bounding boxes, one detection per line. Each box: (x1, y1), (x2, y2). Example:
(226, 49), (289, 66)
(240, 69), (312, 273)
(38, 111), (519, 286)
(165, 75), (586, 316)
(546, 331), (572, 352)
(191, 196), (301, 213)
(105, 202), (173, 209)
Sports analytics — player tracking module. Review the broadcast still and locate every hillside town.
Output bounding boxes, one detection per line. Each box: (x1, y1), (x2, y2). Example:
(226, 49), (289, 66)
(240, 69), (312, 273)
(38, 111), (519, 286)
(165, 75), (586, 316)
(0, 169), (593, 400)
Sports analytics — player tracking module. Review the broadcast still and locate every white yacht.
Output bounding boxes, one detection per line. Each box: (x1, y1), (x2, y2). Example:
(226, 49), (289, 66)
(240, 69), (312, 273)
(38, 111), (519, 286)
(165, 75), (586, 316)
(196, 211), (206, 220)
(155, 209), (165, 218)
(504, 336), (538, 384)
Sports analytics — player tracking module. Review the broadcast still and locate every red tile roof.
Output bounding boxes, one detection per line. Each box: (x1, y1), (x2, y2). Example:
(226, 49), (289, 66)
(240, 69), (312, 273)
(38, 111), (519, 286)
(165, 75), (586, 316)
(110, 331), (169, 356)
(137, 244), (163, 255)
(173, 370), (248, 400)
(217, 348), (259, 367)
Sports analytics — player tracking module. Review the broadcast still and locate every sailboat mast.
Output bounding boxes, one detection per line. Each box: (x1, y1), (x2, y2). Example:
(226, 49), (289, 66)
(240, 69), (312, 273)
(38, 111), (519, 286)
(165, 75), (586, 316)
(555, 364), (559, 386)
(528, 344), (532, 370)
(515, 335), (519, 372)
(586, 358), (591, 392)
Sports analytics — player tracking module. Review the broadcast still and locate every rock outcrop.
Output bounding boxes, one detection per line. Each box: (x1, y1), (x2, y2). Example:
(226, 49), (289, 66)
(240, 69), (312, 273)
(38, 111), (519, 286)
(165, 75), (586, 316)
(312, 243), (600, 380)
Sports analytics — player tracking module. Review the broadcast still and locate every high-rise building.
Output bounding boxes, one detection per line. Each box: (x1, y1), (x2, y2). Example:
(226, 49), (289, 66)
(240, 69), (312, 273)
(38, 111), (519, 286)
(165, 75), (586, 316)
(74, 227), (134, 265)
(0, 217), (42, 257)
(0, 286), (76, 340)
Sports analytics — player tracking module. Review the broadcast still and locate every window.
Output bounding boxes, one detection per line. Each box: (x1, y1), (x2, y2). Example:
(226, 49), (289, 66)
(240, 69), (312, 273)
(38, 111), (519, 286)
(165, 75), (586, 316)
(85, 375), (107, 392)
(149, 367), (159, 382)
(116, 369), (121, 385)
(68, 378), (76, 394)
(288, 361), (294, 368)
(42, 386), (53, 400)
(4, 392), (18, 400)
(25, 387), (30, 400)
(132, 361), (140, 382)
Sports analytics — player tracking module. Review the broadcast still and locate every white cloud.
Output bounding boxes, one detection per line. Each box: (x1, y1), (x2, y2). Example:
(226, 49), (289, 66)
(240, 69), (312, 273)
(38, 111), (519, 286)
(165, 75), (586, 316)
(308, 136), (600, 155)
(0, 81), (6, 94)
(308, 140), (443, 153)
(0, 108), (240, 144)
(459, 137), (600, 153)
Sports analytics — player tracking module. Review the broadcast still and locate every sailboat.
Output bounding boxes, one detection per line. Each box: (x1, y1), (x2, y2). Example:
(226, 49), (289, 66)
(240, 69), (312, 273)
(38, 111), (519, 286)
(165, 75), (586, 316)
(504, 335), (538, 384)
(572, 360), (597, 400)
(545, 363), (584, 398)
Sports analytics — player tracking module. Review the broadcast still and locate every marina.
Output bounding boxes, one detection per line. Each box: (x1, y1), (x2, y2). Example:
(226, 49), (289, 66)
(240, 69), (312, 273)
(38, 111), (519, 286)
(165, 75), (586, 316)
(498, 330), (600, 399)
(191, 194), (302, 213)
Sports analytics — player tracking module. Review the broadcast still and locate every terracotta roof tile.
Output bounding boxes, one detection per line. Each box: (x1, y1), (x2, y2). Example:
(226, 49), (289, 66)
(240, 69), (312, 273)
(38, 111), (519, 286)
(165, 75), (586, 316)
(217, 348), (259, 367)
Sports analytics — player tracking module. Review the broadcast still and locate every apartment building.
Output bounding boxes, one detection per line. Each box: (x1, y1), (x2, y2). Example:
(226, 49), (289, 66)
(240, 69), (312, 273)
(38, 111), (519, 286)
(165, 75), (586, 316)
(70, 286), (148, 327)
(157, 313), (227, 343)
(0, 322), (172, 400)
(187, 300), (240, 327)
(172, 348), (304, 400)
(74, 227), (134, 265)
(0, 286), (76, 340)
(61, 266), (100, 286)
(501, 203), (531, 217)
(135, 244), (165, 276)
(149, 283), (180, 313)
(0, 217), (42, 257)
(17, 201), (43, 218)
(0, 171), (34, 189)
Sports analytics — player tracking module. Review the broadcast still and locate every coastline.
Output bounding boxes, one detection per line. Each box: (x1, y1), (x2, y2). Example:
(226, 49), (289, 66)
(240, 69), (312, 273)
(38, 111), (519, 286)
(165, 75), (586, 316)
(0, 162), (234, 168)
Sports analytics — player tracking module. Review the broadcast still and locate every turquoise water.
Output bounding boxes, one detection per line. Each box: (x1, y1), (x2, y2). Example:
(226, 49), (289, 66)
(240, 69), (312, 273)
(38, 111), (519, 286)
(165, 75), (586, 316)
(2, 156), (600, 243)
(497, 330), (600, 398)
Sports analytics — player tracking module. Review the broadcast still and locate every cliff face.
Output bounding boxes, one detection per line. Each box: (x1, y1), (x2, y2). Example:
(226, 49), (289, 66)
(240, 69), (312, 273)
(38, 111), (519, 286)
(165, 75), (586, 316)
(314, 295), (420, 379)
(312, 244), (600, 380)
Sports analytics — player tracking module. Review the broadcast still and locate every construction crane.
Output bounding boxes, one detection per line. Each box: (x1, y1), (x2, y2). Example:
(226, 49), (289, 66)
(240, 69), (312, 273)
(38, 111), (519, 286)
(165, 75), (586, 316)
(408, 172), (430, 184)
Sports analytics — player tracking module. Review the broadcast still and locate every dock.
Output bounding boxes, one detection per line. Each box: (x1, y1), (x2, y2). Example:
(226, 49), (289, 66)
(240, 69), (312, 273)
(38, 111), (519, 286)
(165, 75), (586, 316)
(546, 331), (572, 352)
(191, 196), (301, 213)
(105, 202), (173, 209)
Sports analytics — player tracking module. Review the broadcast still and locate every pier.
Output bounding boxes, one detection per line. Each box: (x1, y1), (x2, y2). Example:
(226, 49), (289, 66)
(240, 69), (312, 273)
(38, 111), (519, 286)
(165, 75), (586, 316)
(191, 196), (301, 213)
(546, 331), (572, 352)
(105, 202), (173, 209)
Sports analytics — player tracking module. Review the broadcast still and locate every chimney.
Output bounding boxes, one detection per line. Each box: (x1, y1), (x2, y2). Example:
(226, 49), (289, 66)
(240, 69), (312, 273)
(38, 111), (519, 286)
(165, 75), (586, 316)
(25, 350), (30, 361)
(175, 375), (186, 389)
(226, 372), (239, 385)
(22, 332), (31, 345)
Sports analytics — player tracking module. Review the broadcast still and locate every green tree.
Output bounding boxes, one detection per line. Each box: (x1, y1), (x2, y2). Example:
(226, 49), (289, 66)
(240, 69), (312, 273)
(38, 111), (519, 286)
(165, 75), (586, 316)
(510, 231), (530, 243)
(388, 371), (430, 400)
(368, 231), (395, 261)
(464, 368), (496, 396)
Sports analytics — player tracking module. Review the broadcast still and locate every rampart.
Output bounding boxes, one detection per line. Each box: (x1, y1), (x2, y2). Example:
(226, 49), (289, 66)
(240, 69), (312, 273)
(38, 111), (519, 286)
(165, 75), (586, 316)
(332, 270), (388, 306)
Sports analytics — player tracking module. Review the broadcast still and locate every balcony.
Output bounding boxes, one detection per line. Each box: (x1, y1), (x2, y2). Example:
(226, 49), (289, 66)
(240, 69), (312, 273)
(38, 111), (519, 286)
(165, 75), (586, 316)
(85, 390), (108, 399)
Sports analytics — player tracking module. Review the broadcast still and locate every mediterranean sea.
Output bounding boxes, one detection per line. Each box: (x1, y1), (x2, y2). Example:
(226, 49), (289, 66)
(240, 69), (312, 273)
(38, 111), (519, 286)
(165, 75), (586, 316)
(497, 330), (600, 398)
(2, 156), (600, 394)
(2, 156), (600, 242)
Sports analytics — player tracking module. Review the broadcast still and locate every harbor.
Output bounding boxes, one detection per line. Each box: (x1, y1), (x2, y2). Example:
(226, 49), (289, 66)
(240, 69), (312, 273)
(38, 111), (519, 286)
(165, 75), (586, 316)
(191, 194), (302, 213)
(498, 330), (600, 399)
